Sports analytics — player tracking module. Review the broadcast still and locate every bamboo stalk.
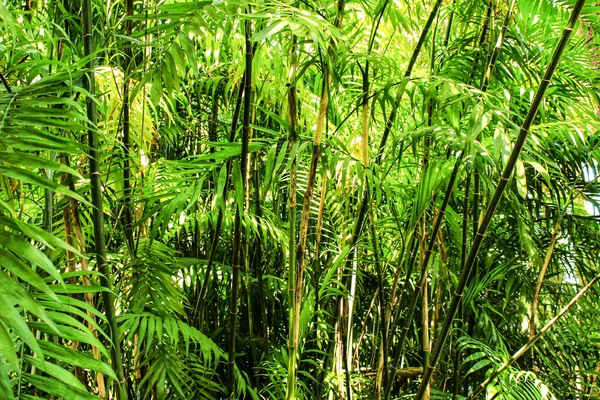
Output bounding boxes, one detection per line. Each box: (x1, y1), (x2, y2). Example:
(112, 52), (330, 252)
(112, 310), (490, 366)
(287, 2), (345, 397)
(61, 156), (107, 396)
(298, 169), (330, 389)
(370, 199), (388, 398)
(421, 280), (430, 400)
(192, 78), (244, 324)
(227, 17), (253, 396)
(286, 34), (300, 400)
(81, 0), (127, 397)
(384, 158), (463, 400)
(345, 248), (358, 400)
(374, 0), (443, 166)
(452, 173), (470, 399)
(346, 0), (444, 280)
(481, 0), (516, 92)
(288, 70), (329, 400)
(246, 107), (260, 386)
(415, 2), (586, 398)
(121, 0), (134, 252)
(385, 3), (516, 396)
(253, 152), (268, 364)
(528, 192), (575, 366)
(464, 156), (481, 394)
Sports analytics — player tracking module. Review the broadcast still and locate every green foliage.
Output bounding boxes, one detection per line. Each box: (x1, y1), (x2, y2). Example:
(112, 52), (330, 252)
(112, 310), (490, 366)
(1, 0), (600, 399)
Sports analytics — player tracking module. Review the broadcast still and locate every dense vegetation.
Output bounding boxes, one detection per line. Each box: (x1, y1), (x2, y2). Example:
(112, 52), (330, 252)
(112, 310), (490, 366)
(1, 0), (600, 398)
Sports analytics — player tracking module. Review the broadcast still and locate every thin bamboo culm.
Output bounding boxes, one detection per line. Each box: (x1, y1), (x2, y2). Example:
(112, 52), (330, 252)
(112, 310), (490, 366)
(415, 1), (587, 398)
(82, 0), (128, 397)
(227, 17), (253, 396)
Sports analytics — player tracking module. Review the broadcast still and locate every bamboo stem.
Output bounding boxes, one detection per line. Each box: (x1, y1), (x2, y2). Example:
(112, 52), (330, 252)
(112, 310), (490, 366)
(481, 0), (516, 92)
(227, 17), (253, 396)
(384, 158), (463, 400)
(370, 199), (388, 398)
(82, 0), (127, 397)
(121, 0), (134, 252)
(285, 34), (300, 400)
(415, 2), (586, 398)
(385, 2), (517, 395)
(452, 173), (470, 399)
(287, 2), (345, 397)
(193, 79), (245, 324)
(528, 193), (575, 365)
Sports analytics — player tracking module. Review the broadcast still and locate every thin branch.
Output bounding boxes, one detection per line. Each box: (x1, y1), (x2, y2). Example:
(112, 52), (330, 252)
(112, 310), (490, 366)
(0, 70), (12, 93)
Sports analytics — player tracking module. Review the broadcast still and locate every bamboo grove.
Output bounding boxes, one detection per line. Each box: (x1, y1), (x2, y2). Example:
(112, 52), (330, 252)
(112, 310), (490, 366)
(1, 0), (600, 399)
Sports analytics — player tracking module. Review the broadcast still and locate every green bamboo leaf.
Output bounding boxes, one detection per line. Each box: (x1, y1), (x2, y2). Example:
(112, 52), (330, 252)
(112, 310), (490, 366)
(45, 311), (95, 336)
(0, 320), (18, 370)
(23, 373), (100, 400)
(515, 158), (527, 198)
(252, 20), (289, 42)
(165, 316), (178, 345)
(30, 322), (108, 358)
(215, 164), (227, 212)
(138, 315), (148, 354)
(48, 294), (107, 322)
(0, 272), (59, 332)
(526, 159), (551, 187)
(0, 127), (81, 151)
(156, 315), (164, 343)
(466, 104), (492, 143)
(4, 217), (81, 257)
(166, 368), (187, 398)
(179, 34), (198, 77)
(9, 107), (87, 124)
(157, 1), (210, 13)
(6, 115), (84, 130)
(0, 295), (42, 357)
(0, 166), (88, 204)
(163, 55), (174, 97)
(0, 248), (56, 299)
(261, 143), (278, 196)
(24, 355), (87, 390)
(151, 70), (162, 107)
(157, 365), (167, 399)
(44, 302), (109, 341)
(170, 44), (187, 76)
(59, 270), (105, 281)
(38, 340), (116, 379)
(46, 284), (109, 294)
(146, 316), (156, 356)
(0, 231), (61, 282)
(192, 142), (266, 162)
(466, 359), (491, 376)
(0, 362), (13, 400)
(464, 351), (486, 363)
